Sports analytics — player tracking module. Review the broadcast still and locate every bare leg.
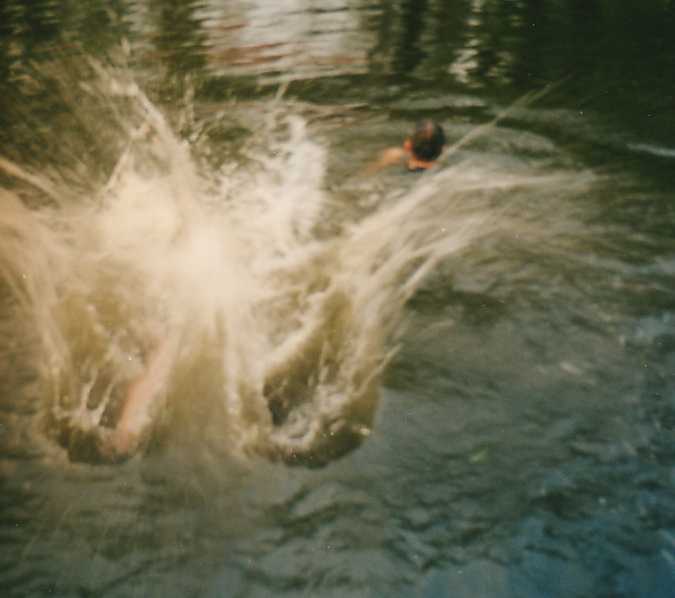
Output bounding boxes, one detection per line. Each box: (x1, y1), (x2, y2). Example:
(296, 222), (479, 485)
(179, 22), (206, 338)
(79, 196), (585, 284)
(108, 335), (178, 457)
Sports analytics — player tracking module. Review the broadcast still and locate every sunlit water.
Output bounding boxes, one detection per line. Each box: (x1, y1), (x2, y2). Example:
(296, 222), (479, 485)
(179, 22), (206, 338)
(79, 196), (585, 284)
(1, 2), (674, 597)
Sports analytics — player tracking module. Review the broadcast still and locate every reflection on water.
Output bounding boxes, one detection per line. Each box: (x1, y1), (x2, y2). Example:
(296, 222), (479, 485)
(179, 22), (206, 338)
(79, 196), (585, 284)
(198, 0), (375, 82)
(1, 1), (675, 597)
(149, 0), (207, 77)
(2, 0), (674, 124)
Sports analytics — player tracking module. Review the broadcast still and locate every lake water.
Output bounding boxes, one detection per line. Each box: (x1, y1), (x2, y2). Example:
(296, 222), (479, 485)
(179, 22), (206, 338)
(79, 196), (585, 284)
(1, 1), (674, 597)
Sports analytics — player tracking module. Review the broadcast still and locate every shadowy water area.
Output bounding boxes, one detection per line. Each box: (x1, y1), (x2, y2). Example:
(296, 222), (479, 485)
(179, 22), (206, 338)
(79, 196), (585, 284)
(1, 1), (674, 597)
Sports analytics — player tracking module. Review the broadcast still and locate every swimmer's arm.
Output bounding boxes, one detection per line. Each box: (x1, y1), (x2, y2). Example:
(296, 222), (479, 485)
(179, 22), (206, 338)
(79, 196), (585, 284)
(363, 146), (406, 175)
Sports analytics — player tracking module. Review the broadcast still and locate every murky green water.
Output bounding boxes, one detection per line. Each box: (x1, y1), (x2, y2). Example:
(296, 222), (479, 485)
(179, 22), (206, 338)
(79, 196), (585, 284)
(1, 2), (674, 597)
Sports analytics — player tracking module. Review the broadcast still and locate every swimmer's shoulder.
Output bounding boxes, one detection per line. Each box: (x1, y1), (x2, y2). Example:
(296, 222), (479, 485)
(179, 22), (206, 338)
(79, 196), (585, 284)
(364, 146), (407, 175)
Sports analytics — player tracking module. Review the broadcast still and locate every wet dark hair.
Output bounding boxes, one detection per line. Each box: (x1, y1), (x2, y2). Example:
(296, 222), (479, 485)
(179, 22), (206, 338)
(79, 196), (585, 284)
(409, 120), (446, 161)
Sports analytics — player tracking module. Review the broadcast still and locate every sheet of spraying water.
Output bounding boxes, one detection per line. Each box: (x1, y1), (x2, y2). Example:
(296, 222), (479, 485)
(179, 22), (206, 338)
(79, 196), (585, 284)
(0, 64), (591, 464)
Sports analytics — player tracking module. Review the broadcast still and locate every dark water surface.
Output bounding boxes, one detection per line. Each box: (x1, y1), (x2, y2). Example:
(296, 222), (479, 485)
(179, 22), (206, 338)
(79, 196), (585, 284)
(1, 1), (675, 597)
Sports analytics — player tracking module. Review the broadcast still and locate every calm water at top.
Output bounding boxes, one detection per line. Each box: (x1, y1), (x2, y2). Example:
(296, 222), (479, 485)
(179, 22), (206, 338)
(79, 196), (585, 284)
(1, 1), (674, 597)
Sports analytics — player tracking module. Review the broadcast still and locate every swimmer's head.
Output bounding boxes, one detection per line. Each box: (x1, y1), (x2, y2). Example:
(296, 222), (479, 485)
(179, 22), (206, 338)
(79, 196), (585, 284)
(405, 120), (446, 162)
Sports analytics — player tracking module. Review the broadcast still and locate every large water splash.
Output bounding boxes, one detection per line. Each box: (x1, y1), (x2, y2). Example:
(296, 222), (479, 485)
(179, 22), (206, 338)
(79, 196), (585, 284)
(0, 62), (589, 465)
